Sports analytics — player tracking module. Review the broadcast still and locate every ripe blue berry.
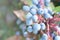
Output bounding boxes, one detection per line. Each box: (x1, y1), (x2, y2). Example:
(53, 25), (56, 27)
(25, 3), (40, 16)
(26, 19), (33, 26)
(26, 12), (32, 19)
(54, 36), (60, 40)
(45, 2), (50, 7)
(33, 23), (41, 31)
(30, 5), (38, 10)
(37, 8), (44, 15)
(33, 23), (41, 34)
(40, 34), (48, 40)
(32, 15), (38, 22)
(40, 23), (46, 30)
(30, 8), (37, 15)
(27, 26), (33, 33)
(44, 0), (51, 7)
(23, 31), (28, 37)
(47, 8), (54, 15)
(44, 8), (48, 13)
(45, 0), (51, 3)
(23, 5), (30, 12)
(44, 12), (53, 19)
(33, 30), (38, 35)
(52, 32), (56, 39)
(32, 0), (38, 5)
(36, 3), (41, 8)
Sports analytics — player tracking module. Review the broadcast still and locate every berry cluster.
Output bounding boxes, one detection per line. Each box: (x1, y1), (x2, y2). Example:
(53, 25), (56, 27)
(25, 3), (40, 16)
(16, 0), (60, 40)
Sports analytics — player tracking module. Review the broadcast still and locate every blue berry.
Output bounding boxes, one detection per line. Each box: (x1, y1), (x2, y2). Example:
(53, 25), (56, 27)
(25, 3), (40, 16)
(44, 13), (53, 19)
(44, 0), (51, 7)
(32, 0), (38, 5)
(37, 8), (44, 15)
(26, 19), (33, 26)
(40, 23), (46, 30)
(52, 32), (56, 39)
(44, 8), (48, 13)
(45, 2), (50, 7)
(33, 30), (38, 35)
(32, 15), (38, 22)
(23, 5), (30, 12)
(36, 3), (41, 8)
(33, 23), (41, 31)
(48, 10), (52, 15)
(54, 36), (60, 40)
(45, 0), (51, 3)
(27, 26), (33, 33)
(30, 5), (38, 10)
(40, 34), (48, 40)
(33, 23), (41, 34)
(30, 8), (37, 15)
(26, 12), (32, 19)
(23, 31), (28, 37)
(48, 8), (54, 15)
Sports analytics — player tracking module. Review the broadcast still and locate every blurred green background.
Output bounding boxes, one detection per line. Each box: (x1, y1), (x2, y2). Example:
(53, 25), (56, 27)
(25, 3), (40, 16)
(0, 0), (60, 40)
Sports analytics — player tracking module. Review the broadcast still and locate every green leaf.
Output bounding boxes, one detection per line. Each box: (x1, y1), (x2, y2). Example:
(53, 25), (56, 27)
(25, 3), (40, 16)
(54, 6), (60, 12)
